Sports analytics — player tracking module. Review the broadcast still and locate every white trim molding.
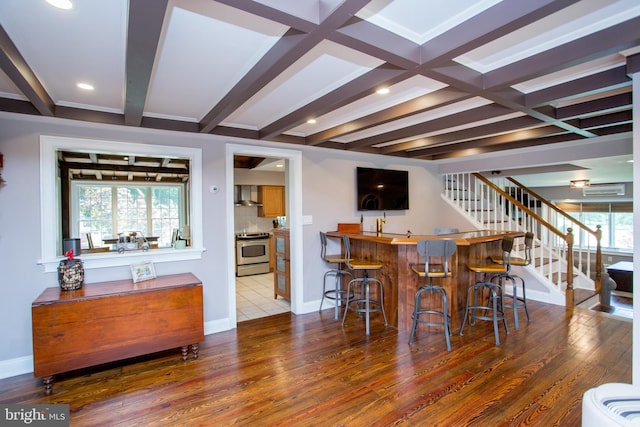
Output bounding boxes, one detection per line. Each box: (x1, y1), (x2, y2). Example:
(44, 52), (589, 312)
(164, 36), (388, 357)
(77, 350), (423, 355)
(39, 135), (205, 272)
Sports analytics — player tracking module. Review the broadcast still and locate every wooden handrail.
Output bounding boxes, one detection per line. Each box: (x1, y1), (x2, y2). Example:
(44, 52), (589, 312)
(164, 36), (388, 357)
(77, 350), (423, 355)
(472, 173), (566, 239)
(507, 177), (599, 237)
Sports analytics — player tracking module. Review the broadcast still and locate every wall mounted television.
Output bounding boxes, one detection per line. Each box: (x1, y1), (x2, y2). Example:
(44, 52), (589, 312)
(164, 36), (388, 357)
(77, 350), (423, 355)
(356, 167), (409, 211)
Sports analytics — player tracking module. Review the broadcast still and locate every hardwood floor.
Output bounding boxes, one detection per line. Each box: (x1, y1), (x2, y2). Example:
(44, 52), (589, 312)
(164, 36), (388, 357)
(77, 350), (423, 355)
(0, 300), (632, 426)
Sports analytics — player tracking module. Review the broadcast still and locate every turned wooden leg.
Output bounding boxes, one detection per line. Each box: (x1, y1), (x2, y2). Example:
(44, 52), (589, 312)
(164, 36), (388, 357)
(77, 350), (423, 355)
(181, 345), (189, 361)
(191, 343), (199, 360)
(42, 376), (54, 395)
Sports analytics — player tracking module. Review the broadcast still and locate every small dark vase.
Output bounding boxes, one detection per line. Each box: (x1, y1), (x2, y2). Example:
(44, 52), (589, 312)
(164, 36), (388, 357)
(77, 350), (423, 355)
(58, 259), (84, 291)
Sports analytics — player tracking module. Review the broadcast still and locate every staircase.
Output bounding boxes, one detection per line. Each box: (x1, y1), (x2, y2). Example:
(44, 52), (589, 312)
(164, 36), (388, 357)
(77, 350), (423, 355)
(442, 172), (603, 307)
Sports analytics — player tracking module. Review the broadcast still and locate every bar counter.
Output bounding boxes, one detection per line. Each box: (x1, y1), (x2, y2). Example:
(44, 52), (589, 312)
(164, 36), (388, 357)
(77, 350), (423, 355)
(326, 229), (524, 335)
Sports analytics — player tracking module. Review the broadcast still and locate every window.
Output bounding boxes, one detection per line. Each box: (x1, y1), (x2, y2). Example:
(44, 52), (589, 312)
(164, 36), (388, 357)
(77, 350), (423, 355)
(73, 182), (185, 248)
(557, 202), (633, 251)
(40, 135), (204, 272)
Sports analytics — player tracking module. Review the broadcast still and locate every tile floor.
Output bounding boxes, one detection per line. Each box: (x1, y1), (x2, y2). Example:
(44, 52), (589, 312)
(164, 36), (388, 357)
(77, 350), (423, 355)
(236, 272), (290, 322)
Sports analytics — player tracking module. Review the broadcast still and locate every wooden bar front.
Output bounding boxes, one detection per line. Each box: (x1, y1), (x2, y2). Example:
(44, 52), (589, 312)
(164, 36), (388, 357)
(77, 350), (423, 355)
(326, 230), (523, 334)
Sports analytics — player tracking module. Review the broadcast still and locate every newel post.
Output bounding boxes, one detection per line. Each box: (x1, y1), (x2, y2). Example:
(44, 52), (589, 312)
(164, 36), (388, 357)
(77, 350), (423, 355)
(565, 228), (574, 308)
(594, 225), (603, 296)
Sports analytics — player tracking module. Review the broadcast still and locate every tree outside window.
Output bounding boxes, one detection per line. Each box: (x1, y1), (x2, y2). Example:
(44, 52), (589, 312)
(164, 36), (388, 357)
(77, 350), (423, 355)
(74, 183), (184, 248)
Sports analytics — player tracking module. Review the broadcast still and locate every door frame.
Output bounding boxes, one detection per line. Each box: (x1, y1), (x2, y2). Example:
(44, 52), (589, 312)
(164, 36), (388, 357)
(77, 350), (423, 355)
(225, 143), (303, 326)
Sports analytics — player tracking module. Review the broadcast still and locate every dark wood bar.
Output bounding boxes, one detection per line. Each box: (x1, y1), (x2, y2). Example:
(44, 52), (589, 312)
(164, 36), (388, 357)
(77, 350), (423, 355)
(326, 230), (524, 334)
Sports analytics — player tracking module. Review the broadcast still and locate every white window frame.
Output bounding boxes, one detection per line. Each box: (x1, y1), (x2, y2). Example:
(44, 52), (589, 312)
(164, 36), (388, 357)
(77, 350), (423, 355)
(39, 135), (204, 272)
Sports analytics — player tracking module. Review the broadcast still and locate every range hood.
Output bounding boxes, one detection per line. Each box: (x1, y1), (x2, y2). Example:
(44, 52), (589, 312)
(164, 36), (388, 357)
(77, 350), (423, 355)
(234, 185), (262, 206)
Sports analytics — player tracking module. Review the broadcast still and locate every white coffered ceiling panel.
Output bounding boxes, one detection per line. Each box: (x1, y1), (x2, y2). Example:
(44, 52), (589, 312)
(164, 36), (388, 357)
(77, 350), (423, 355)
(0, 0), (127, 113)
(455, 0), (640, 73)
(145, 0), (289, 122)
(222, 39), (384, 129)
(356, 0), (503, 44)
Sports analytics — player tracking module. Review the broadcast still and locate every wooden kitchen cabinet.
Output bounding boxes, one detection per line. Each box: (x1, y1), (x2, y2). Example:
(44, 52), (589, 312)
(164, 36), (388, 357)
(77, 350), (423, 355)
(272, 228), (290, 301)
(258, 185), (285, 217)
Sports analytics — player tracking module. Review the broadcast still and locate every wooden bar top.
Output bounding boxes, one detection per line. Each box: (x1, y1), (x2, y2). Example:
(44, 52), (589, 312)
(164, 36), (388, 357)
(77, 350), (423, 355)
(326, 229), (523, 246)
(33, 272), (202, 305)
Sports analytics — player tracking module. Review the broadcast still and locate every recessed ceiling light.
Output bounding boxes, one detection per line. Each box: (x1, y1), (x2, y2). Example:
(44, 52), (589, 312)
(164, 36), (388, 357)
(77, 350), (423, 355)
(46, 0), (73, 10)
(77, 83), (94, 91)
(376, 88), (390, 95)
(307, 119), (316, 124)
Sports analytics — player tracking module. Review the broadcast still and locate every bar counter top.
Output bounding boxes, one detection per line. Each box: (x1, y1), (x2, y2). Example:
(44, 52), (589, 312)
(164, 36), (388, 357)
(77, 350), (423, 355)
(327, 229), (523, 246)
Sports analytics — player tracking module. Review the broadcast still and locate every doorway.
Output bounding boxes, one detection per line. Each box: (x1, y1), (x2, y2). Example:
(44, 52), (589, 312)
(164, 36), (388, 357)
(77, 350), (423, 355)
(226, 144), (303, 327)
(233, 155), (290, 321)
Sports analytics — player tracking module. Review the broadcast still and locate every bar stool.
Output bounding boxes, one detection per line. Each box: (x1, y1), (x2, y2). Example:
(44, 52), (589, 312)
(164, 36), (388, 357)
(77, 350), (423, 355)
(319, 231), (353, 320)
(341, 235), (388, 335)
(408, 239), (456, 351)
(460, 237), (512, 345)
(490, 232), (533, 330)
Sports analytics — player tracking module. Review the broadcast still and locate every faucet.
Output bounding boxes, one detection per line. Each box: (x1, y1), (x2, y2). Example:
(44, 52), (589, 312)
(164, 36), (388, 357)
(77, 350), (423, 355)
(376, 217), (386, 234)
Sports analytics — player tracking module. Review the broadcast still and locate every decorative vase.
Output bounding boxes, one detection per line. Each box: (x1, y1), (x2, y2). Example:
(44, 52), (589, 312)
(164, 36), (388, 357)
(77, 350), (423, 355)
(58, 258), (84, 291)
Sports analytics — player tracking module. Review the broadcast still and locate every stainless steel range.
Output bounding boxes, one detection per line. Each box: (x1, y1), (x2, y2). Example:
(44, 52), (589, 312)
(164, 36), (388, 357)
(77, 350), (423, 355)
(235, 232), (271, 276)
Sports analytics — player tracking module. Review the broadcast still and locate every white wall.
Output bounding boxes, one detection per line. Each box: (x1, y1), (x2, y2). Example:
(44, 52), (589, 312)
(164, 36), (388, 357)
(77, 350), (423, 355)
(0, 112), (457, 378)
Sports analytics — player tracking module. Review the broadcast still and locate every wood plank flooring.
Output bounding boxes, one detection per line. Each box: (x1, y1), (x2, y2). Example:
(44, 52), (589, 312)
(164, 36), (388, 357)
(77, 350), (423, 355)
(0, 300), (632, 426)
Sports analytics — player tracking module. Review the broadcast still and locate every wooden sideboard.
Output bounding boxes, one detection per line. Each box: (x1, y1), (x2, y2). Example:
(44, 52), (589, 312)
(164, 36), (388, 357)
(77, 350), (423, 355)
(32, 273), (204, 394)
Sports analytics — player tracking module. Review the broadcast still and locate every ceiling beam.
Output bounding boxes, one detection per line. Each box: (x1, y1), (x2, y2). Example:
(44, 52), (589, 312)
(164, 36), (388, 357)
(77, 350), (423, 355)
(420, 0), (581, 66)
(124, 0), (169, 127)
(214, 0), (318, 32)
(346, 103), (513, 149)
(199, 0), (372, 134)
(332, 18), (420, 69)
(259, 63), (405, 140)
(425, 67), (597, 139)
(0, 24), (54, 116)
(380, 115), (543, 154)
(524, 66), (631, 107)
(425, 133), (586, 160)
(483, 16), (640, 89)
(555, 92), (632, 120)
(306, 87), (471, 145)
(407, 125), (567, 158)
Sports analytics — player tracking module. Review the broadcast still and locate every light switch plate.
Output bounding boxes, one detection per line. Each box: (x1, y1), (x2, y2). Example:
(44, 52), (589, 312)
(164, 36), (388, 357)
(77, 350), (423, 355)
(302, 215), (312, 225)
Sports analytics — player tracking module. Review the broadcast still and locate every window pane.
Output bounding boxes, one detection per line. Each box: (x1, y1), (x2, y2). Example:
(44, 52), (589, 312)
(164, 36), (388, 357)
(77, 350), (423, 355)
(117, 187), (148, 234)
(613, 212), (633, 250)
(77, 185), (113, 247)
(152, 186), (181, 247)
(582, 212), (609, 248)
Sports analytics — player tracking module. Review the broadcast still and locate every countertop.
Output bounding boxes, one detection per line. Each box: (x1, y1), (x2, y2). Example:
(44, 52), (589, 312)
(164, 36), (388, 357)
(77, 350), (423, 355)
(326, 229), (524, 246)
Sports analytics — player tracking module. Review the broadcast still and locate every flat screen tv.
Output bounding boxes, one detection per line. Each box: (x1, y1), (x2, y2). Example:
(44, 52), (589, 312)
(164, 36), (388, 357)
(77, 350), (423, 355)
(356, 167), (409, 211)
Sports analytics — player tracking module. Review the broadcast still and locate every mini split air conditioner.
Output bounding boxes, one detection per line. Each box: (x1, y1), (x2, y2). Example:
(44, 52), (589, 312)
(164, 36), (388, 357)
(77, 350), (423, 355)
(582, 184), (625, 196)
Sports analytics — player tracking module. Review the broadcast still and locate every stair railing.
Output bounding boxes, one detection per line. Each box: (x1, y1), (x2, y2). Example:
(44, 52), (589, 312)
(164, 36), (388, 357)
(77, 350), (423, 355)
(505, 177), (602, 296)
(443, 172), (592, 307)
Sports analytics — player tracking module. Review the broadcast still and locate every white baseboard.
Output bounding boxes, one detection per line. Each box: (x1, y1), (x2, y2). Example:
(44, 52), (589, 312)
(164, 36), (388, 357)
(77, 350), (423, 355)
(0, 355), (33, 380)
